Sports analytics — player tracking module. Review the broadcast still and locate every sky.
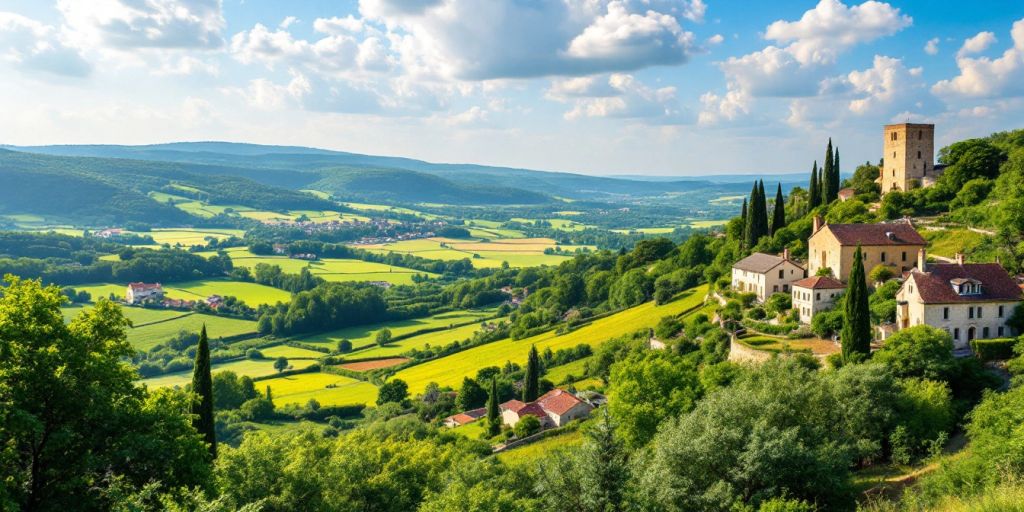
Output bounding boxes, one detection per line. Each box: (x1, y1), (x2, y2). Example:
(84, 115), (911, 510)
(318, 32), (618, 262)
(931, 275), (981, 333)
(1, 0), (1023, 176)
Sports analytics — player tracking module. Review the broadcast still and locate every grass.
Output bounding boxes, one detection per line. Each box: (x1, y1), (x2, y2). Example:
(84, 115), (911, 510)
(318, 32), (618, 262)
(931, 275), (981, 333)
(737, 334), (838, 356)
(72, 283), (127, 301)
(357, 237), (586, 269)
(142, 356), (320, 388)
(63, 305), (254, 351)
(391, 285), (708, 393)
(162, 279), (292, 307)
(202, 247), (435, 284)
(259, 372), (380, 407)
(496, 428), (584, 465)
(687, 219), (729, 228)
(450, 419), (488, 440)
(138, 228), (245, 247)
(544, 357), (592, 385)
(923, 228), (987, 258)
(612, 227), (676, 234)
(259, 344), (327, 359)
(354, 320), (497, 359)
(296, 308), (498, 350)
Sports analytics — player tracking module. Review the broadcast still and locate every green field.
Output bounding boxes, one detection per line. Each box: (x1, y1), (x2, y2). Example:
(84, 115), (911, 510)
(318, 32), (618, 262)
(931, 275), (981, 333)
(260, 372), (380, 407)
(355, 320), (500, 359)
(450, 419), (487, 439)
(142, 356), (320, 388)
(202, 247), (435, 284)
(297, 308), (498, 350)
(137, 228), (245, 247)
(72, 283), (127, 301)
(496, 429), (584, 464)
(511, 218), (591, 232)
(612, 227), (676, 235)
(544, 357), (592, 385)
(63, 304), (185, 326)
(391, 285), (708, 392)
(163, 279), (292, 306)
(358, 237), (583, 269)
(63, 304), (254, 352)
(259, 344), (327, 359)
(923, 228), (987, 258)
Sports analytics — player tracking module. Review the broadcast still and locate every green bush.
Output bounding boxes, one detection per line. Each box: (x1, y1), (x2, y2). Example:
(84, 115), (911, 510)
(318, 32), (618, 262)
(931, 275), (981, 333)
(971, 337), (1017, 361)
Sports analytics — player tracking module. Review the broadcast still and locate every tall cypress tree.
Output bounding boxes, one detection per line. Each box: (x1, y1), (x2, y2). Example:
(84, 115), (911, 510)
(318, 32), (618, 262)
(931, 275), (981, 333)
(756, 180), (769, 240)
(821, 138), (835, 204)
(191, 324), (216, 457)
(841, 246), (872, 362)
(740, 198), (748, 231)
(523, 345), (540, 402)
(487, 377), (501, 436)
(809, 161), (820, 209)
(771, 183), (786, 235)
(744, 182), (758, 250)
(834, 147), (841, 192)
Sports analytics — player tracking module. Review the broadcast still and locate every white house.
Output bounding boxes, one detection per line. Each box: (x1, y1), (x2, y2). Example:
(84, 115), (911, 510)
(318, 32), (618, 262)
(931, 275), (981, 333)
(896, 254), (1022, 349)
(791, 276), (846, 324)
(126, 282), (164, 304)
(500, 388), (593, 428)
(731, 249), (806, 302)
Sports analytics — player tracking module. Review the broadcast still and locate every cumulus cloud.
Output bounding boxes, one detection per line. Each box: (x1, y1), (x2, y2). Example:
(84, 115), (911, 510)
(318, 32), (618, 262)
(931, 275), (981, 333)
(550, 73), (692, 124)
(0, 12), (91, 77)
(957, 31), (996, 58)
(230, 22), (391, 73)
(924, 37), (939, 55)
(933, 19), (1024, 99)
(57, 0), (225, 49)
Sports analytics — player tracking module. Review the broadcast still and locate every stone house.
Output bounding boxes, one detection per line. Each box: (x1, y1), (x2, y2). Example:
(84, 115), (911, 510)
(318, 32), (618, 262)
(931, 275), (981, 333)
(791, 276), (846, 324)
(500, 388), (593, 428)
(807, 217), (926, 283)
(896, 254), (1022, 349)
(126, 282), (164, 304)
(731, 249), (806, 302)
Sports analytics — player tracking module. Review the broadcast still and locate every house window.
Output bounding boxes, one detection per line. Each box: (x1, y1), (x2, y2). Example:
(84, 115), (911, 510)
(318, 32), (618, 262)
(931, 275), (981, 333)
(881, 252), (887, 262)
(983, 327), (990, 338)
(816, 292), (821, 300)
(969, 308), (974, 319)
(917, 150), (921, 158)
(954, 328), (960, 340)
(918, 130), (922, 140)
(999, 305), (1005, 317)
(902, 251), (907, 261)
(778, 269), (784, 279)
(773, 285), (778, 292)
(943, 307), (949, 320)
(978, 307), (983, 318)
(999, 326), (1005, 337)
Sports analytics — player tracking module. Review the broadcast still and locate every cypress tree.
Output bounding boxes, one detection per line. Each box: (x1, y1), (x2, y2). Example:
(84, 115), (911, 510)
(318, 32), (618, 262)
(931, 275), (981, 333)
(487, 377), (501, 436)
(740, 198), (747, 227)
(265, 385), (273, 403)
(834, 147), (841, 191)
(771, 183), (786, 235)
(744, 182), (758, 250)
(809, 161), (820, 209)
(191, 324), (216, 457)
(756, 180), (769, 239)
(822, 138), (835, 204)
(841, 246), (872, 361)
(523, 345), (540, 402)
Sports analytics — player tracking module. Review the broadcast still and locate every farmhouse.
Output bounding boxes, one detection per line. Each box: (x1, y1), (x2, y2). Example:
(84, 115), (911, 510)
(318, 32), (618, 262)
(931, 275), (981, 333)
(731, 249), (806, 302)
(838, 188), (856, 201)
(791, 276), (846, 324)
(126, 282), (164, 304)
(807, 216), (925, 283)
(443, 407), (486, 428)
(896, 254), (1022, 349)
(500, 388), (593, 428)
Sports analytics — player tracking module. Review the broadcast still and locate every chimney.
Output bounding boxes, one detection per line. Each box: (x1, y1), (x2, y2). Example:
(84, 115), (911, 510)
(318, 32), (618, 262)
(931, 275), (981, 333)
(812, 214), (823, 233)
(917, 248), (926, 271)
(782, 247), (790, 261)
(955, 252), (965, 265)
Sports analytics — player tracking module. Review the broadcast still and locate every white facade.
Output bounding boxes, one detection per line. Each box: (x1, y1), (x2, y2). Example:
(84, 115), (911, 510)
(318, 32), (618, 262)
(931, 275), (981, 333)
(896, 274), (1019, 350)
(730, 253), (806, 302)
(792, 281), (845, 324)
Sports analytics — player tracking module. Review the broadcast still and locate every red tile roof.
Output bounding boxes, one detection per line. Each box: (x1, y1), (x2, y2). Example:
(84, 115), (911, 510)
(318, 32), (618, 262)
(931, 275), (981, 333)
(128, 282), (162, 291)
(733, 252), (803, 273)
(500, 400), (527, 413)
(909, 263), (1022, 303)
(792, 276), (845, 289)
(535, 388), (587, 416)
(447, 413), (477, 426)
(821, 222), (925, 246)
(464, 407), (486, 419)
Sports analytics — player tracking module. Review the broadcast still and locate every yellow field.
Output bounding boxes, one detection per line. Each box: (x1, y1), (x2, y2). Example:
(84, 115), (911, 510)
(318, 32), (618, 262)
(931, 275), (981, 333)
(297, 308), (498, 350)
(162, 279), (292, 306)
(355, 320), (499, 359)
(497, 429), (584, 464)
(357, 237), (582, 268)
(260, 372), (380, 407)
(257, 344), (326, 359)
(391, 285), (708, 392)
(140, 228), (245, 247)
(200, 247), (436, 284)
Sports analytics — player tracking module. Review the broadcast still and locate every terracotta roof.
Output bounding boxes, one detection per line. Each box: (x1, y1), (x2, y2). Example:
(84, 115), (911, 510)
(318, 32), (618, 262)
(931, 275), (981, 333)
(733, 252), (802, 273)
(908, 263), (1022, 304)
(535, 388), (588, 416)
(464, 407), (486, 419)
(500, 400), (527, 413)
(792, 276), (845, 289)
(838, 188), (856, 199)
(820, 222), (925, 246)
(447, 413), (477, 426)
(128, 282), (162, 291)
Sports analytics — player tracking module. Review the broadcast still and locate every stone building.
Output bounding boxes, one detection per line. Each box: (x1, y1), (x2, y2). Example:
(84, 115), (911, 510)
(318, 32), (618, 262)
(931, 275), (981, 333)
(126, 282), (164, 304)
(791, 276), (846, 324)
(896, 254), (1022, 349)
(807, 217), (926, 283)
(731, 249), (806, 302)
(878, 123), (942, 194)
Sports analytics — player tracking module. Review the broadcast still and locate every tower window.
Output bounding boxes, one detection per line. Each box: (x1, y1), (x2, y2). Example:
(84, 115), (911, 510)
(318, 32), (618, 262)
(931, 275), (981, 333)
(918, 130), (922, 140)
(917, 151), (921, 158)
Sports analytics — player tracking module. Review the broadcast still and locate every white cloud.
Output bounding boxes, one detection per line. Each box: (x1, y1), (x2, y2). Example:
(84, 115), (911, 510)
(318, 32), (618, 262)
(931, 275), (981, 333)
(842, 55), (925, 114)
(706, 34), (724, 46)
(313, 15), (366, 35)
(698, 88), (749, 125)
(279, 16), (299, 29)
(553, 73), (692, 124)
(933, 19), (1024, 99)
(547, 76), (620, 99)
(924, 37), (939, 55)
(154, 55), (218, 76)
(763, 0), (911, 65)
(0, 12), (91, 77)
(57, 0), (225, 49)
(957, 31), (996, 58)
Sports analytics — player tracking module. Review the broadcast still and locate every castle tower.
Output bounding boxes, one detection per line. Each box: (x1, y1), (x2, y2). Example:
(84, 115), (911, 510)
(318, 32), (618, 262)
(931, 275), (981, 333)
(880, 123), (934, 194)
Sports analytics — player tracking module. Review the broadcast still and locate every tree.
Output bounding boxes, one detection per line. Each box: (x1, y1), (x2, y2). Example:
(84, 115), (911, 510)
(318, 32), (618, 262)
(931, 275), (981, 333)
(377, 379), (409, 405)
(822, 138), (836, 204)
(337, 338), (353, 353)
(191, 324), (216, 457)
(809, 161), (820, 209)
(756, 180), (769, 240)
(0, 277), (210, 510)
(486, 377), (501, 436)
(608, 351), (701, 447)
(740, 197), (748, 233)
(834, 146), (841, 195)
(841, 246), (872, 361)
(273, 356), (289, 373)
(523, 345), (540, 402)
(868, 264), (894, 283)
(514, 415), (541, 437)
(376, 328), (393, 346)
(771, 183), (786, 235)
(872, 325), (956, 381)
(212, 371), (258, 410)
(456, 377), (488, 411)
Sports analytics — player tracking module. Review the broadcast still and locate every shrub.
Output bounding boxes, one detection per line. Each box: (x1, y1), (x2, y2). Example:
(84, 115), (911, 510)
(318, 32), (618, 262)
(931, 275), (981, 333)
(246, 348), (263, 360)
(971, 337), (1016, 361)
(748, 307), (767, 320)
(868, 264), (894, 283)
(514, 415), (542, 438)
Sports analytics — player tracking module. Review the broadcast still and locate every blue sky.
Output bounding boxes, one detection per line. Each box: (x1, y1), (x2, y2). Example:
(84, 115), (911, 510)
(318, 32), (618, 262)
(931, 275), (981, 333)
(1, 0), (1023, 176)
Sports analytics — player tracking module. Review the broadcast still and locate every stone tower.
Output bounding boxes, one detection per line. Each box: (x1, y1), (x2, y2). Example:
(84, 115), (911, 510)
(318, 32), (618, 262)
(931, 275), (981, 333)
(880, 123), (935, 194)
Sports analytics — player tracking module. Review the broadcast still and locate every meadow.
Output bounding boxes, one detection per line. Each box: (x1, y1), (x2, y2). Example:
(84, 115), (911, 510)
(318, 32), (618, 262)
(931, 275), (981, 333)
(202, 247), (434, 284)
(259, 372), (380, 407)
(354, 320), (497, 359)
(357, 236), (584, 268)
(259, 344), (327, 359)
(296, 308), (498, 350)
(496, 428), (585, 464)
(63, 304), (255, 351)
(391, 285), (708, 392)
(142, 356), (320, 388)
(133, 227), (245, 247)
(450, 419), (487, 440)
(543, 356), (592, 385)
(162, 279), (292, 306)
(923, 228), (987, 258)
